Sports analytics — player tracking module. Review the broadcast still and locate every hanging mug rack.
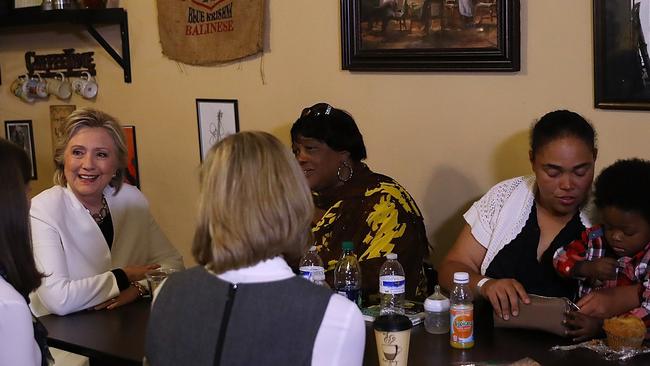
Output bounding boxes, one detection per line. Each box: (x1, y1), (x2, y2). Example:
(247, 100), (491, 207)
(24, 48), (96, 79)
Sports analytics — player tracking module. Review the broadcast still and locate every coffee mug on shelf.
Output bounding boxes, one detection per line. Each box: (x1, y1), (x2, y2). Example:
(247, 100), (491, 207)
(47, 72), (73, 100)
(10, 75), (26, 97)
(35, 74), (49, 98)
(23, 76), (42, 100)
(11, 74), (35, 103)
(73, 71), (98, 99)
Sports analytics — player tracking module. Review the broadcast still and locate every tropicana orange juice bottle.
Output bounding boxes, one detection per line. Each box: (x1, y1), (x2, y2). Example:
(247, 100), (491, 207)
(450, 272), (474, 349)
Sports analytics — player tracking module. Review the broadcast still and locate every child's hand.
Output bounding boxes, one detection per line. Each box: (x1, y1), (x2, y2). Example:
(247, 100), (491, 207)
(581, 258), (618, 281)
(564, 311), (604, 342)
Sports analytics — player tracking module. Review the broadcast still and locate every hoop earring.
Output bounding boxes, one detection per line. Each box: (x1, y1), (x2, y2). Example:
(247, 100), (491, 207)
(337, 161), (353, 183)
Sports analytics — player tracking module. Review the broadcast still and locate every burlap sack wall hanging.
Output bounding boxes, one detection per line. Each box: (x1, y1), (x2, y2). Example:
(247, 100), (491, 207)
(157, 0), (264, 65)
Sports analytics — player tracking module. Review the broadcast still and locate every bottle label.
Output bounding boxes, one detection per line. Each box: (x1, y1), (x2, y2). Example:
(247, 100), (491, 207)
(337, 287), (361, 307)
(379, 275), (405, 294)
(300, 266), (325, 282)
(450, 304), (474, 347)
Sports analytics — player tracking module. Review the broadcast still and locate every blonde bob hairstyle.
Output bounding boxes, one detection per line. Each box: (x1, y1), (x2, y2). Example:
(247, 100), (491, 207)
(53, 108), (128, 192)
(192, 131), (314, 273)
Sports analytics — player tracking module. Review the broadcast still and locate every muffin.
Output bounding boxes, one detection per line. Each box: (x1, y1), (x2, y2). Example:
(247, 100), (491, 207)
(603, 316), (646, 350)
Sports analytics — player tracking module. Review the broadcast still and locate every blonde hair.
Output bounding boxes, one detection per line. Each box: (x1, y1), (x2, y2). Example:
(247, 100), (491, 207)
(53, 108), (128, 192)
(192, 131), (314, 273)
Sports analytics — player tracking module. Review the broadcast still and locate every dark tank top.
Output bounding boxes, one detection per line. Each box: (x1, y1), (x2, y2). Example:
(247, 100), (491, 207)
(486, 202), (583, 301)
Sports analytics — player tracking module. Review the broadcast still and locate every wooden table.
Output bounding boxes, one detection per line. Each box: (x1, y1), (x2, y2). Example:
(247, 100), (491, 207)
(40, 299), (650, 366)
(364, 305), (650, 366)
(39, 299), (150, 366)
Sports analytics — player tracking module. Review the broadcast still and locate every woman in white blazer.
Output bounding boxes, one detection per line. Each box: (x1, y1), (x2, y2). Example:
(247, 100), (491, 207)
(0, 140), (52, 366)
(29, 108), (184, 317)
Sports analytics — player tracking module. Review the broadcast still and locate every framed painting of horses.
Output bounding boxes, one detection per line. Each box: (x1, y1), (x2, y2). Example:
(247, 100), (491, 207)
(341, 0), (520, 71)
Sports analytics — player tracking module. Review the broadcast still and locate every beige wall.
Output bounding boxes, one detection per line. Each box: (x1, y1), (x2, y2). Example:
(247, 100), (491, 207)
(1, 0), (649, 268)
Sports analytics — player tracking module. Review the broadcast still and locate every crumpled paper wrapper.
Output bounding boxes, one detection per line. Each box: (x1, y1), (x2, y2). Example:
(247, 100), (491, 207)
(551, 339), (650, 361)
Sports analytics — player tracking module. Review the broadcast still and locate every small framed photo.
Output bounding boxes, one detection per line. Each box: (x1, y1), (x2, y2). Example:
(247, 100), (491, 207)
(122, 125), (140, 188)
(5, 120), (37, 180)
(594, 0), (650, 110)
(196, 99), (239, 161)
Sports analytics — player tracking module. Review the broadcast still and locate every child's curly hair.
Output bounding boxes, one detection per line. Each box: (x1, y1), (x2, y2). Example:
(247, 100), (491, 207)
(594, 158), (650, 222)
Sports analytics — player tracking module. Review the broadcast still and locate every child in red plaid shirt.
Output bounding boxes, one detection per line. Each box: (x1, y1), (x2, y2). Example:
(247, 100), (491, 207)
(553, 159), (650, 341)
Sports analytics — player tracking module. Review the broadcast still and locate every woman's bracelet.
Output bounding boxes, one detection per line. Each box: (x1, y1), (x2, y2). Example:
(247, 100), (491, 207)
(131, 281), (148, 298)
(476, 277), (492, 296)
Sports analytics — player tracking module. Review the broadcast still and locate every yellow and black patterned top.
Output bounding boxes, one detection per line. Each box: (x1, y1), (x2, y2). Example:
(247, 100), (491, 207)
(312, 164), (429, 301)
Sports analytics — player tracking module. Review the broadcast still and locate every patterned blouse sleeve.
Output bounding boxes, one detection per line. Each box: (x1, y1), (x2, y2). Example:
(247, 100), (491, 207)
(357, 182), (427, 298)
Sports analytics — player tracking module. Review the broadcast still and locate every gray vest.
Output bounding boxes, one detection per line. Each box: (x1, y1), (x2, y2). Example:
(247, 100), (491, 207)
(145, 266), (333, 366)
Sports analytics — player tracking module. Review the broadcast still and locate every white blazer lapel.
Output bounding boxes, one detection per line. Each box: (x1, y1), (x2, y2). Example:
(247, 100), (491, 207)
(63, 186), (112, 255)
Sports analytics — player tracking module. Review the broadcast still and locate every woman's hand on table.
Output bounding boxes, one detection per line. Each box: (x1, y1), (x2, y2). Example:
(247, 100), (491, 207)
(123, 264), (160, 282)
(94, 286), (141, 311)
(481, 278), (530, 320)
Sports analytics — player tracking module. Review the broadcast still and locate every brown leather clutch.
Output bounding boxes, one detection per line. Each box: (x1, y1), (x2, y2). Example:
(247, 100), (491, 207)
(493, 294), (576, 337)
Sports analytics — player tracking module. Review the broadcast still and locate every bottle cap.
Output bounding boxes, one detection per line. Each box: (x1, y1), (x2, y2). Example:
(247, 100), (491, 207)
(385, 253), (397, 260)
(342, 241), (354, 250)
(424, 285), (450, 312)
(453, 272), (469, 283)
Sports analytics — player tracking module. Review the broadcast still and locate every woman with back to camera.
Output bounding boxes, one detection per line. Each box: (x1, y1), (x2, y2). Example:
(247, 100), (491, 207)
(29, 107), (184, 317)
(0, 140), (52, 366)
(291, 102), (430, 302)
(146, 131), (365, 366)
(440, 110), (642, 321)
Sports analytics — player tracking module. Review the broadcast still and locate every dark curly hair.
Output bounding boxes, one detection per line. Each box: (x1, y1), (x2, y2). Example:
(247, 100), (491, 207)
(530, 110), (597, 158)
(594, 158), (650, 222)
(290, 102), (367, 161)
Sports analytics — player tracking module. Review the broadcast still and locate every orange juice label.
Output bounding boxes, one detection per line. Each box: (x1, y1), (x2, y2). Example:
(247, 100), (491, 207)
(450, 304), (474, 348)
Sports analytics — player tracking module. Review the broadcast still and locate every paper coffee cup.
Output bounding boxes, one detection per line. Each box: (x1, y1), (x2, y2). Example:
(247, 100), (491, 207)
(373, 314), (412, 366)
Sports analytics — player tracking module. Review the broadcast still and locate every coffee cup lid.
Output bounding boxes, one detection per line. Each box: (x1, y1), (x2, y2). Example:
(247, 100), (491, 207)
(373, 314), (412, 332)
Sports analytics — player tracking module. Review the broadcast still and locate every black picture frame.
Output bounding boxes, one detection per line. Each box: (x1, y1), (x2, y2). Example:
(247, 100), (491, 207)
(196, 99), (240, 162)
(122, 125), (141, 189)
(594, 0), (650, 110)
(4, 119), (37, 180)
(341, 0), (520, 71)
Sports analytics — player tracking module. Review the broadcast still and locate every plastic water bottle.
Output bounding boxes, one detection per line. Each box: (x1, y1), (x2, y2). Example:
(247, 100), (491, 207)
(334, 241), (362, 307)
(299, 246), (329, 288)
(450, 272), (474, 349)
(424, 285), (450, 334)
(379, 253), (406, 315)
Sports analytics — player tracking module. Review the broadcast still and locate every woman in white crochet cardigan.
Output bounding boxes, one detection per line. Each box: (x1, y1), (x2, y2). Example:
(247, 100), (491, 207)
(440, 110), (641, 323)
